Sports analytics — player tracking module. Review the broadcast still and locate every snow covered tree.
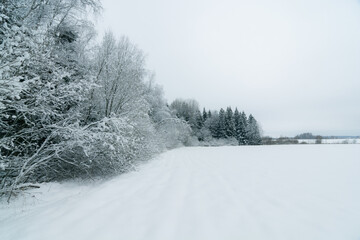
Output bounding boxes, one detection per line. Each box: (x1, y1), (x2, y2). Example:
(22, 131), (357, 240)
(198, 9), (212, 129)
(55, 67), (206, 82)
(145, 80), (192, 149)
(234, 109), (247, 145)
(155, 118), (192, 148)
(215, 108), (226, 139)
(170, 99), (199, 130)
(224, 107), (235, 138)
(202, 108), (208, 122)
(206, 110), (218, 138)
(0, 0), (100, 199)
(1, 0), (161, 200)
(238, 111), (248, 145)
(88, 32), (148, 119)
(195, 110), (204, 129)
(234, 108), (241, 142)
(246, 114), (262, 145)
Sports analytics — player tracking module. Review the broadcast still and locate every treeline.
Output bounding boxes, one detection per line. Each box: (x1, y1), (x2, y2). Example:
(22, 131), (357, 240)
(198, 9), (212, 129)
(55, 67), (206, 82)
(0, 0), (193, 200)
(170, 99), (262, 146)
(294, 133), (320, 139)
(293, 132), (356, 140)
(0, 0), (262, 200)
(262, 137), (300, 145)
(262, 132), (323, 145)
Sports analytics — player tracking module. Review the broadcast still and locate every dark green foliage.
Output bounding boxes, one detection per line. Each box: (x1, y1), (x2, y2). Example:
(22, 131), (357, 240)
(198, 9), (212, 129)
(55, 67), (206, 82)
(234, 109), (248, 145)
(294, 133), (315, 139)
(207, 111), (219, 138)
(202, 108), (207, 122)
(234, 108), (241, 143)
(169, 100), (263, 145)
(224, 107), (235, 138)
(238, 111), (248, 145)
(195, 110), (204, 129)
(216, 108), (227, 139)
(246, 114), (262, 145)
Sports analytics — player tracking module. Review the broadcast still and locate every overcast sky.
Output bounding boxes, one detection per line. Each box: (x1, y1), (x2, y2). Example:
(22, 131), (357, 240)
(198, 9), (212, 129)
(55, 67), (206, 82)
(95, 0), (360, 137)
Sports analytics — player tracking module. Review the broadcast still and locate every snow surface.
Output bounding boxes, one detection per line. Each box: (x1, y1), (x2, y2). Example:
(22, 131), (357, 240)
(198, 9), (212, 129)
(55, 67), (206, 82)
(1, 145), (360, 240)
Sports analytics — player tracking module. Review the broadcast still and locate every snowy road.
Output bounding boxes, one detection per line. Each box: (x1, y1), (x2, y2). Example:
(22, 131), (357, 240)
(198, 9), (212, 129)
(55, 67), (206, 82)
(1, 145), (360, 240)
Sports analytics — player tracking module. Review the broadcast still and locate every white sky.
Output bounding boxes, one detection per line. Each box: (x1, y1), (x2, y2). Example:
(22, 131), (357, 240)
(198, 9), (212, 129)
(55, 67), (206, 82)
(95, 0), (360, 137)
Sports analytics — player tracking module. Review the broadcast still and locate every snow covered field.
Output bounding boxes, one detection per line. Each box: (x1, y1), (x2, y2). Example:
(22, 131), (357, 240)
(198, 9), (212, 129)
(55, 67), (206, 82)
(1, 145), (360, 240)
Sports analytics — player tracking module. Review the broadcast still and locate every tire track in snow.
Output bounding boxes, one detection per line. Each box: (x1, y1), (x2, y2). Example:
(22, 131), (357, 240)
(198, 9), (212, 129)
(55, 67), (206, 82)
(1, 145), (360, 240)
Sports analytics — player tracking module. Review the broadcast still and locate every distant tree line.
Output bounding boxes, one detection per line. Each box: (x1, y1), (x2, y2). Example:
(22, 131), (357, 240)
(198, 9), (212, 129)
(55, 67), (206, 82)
(294, 132), (322, 143)
(263, 132), (323, 145)
(262, 137), (300, 145)
(293, 132), (357, 140)
(170, 99), (262, 145)
(294, 133), (318, 139)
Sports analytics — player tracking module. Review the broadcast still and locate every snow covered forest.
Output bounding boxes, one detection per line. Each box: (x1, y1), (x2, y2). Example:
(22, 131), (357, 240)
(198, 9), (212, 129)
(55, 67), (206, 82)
(0, 0), (261, 200)
(170, 100), (262, 146)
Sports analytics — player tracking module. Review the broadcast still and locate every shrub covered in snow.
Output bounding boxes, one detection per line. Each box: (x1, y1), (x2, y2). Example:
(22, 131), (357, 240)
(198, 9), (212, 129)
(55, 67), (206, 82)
(0, 0), (187, 201)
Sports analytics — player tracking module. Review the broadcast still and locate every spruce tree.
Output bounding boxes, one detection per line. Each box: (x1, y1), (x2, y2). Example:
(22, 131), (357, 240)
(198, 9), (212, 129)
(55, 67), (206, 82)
(246, 114), (262, 145)
(202, 108), (208, 122)
(217, 108), (227, 138)
(224, 107), (235, 137)
(195, 110), (204, 130)
(234, 108), (241, 143)
(208, 111), (218, 138)
(238, 111), (248, 145)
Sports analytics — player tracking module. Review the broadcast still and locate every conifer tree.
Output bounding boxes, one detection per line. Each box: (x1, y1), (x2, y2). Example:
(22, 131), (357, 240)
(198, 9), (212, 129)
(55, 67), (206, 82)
(246, 114), (262, 145)
(207, 111), (218, 138)
(224, 107), (235, 137)
(234, 108), (241, 143)
(195, 110), (204, 130)
(202, 108), (208, 122)
(238, 111), (248, 145)
(217, 108), (227, 138)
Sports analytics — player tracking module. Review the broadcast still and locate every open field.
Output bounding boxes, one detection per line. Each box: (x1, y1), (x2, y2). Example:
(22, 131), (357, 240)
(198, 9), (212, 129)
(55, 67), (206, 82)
(1, 145), (360, 240)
